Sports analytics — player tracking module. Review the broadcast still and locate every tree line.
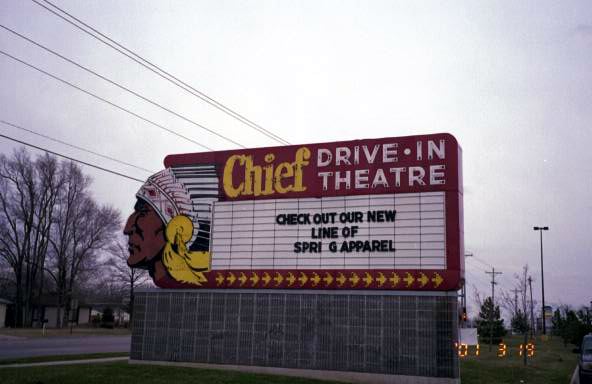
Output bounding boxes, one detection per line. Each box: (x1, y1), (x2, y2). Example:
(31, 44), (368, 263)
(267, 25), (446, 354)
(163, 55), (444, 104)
(472, 265), (591, 350)
(0, 149), (147, 327)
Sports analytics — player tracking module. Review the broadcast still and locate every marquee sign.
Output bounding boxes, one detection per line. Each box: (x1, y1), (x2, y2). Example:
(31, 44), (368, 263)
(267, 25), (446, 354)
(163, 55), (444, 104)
(124, 133), (463, 291)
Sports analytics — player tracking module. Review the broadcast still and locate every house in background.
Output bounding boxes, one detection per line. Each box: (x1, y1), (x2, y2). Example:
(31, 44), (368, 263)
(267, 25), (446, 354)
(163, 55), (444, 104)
(32, 295), (92, 327)
(90, 303), (130, 326)
(0, 298), (11, 328)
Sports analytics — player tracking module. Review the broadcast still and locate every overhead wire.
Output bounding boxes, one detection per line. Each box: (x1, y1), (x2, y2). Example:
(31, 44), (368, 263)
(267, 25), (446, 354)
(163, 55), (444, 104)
(0, 133), (144, 183)
(0, 49), (214, 151)
(0, 24), (245, 149)
(465, 259), (489, 273)
(0, 119), (155, 174)
(468, 255), (493, 269)
(31, 0), (291, 146)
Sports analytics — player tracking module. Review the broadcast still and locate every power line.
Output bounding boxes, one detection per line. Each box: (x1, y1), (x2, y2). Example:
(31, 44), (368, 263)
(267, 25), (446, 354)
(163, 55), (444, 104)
(0, 133), (144, 183)
(0, 119), (154, 174)
(0, 24), (246, 149)
(465, 270), (492, 288)
(0, 49), (213, 151)
(466, 260), (489, 274)
(32, 0), (291, 146)
(470, 254), (493, 269)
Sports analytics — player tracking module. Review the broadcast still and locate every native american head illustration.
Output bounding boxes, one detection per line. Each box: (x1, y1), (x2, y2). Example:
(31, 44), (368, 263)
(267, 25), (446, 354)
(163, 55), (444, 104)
(123, 165), (219, 287)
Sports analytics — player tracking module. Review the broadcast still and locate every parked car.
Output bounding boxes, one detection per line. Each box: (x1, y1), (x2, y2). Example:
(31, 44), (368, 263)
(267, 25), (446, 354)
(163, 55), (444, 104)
(578, 334), (592, 384)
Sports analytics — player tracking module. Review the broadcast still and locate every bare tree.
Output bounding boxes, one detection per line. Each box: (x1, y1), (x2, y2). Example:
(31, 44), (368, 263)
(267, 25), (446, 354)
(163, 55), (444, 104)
(472, 284), (484, 308)
(501, 265), (531, 326)
(0, 150), (62, 326)
(501, 265), (532, 365)
(107, 236), (149, 325)
(65, 199), (120, 324)
(48, 161), (121, 327)
(48, 162), (89, 327)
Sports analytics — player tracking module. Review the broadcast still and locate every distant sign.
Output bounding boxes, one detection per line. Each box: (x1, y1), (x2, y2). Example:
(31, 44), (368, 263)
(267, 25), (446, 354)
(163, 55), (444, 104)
(124, 133), (464, 291)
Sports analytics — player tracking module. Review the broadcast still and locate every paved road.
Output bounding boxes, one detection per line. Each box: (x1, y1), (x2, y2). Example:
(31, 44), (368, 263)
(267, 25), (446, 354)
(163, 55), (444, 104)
(0, 335), (131, 359)
(572, 366), (580, 384)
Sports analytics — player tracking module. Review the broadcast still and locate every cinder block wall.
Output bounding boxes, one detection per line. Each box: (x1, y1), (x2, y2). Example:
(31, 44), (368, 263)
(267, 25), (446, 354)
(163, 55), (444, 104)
(131, 290), (459, 379)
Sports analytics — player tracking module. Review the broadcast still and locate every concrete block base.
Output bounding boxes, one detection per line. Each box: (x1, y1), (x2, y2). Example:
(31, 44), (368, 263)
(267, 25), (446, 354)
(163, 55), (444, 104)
(132, 289), (459, 382)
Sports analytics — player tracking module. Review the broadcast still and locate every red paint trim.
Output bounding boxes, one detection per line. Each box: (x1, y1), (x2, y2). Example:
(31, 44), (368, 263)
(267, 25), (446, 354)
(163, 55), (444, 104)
(163, 269), (460, 291)
(155, 133), (464, 291)
(164, 133), (461, 201)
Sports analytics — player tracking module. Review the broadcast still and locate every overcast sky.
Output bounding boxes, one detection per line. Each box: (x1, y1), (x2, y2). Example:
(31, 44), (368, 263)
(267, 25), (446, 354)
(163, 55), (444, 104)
(1, 0), (590, 316)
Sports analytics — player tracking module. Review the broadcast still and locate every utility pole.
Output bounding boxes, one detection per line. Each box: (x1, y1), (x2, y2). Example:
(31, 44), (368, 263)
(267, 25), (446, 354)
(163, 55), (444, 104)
(533, 226), (549, 334)
(528, 276), (535, 337)
(485, 267), (503, 351)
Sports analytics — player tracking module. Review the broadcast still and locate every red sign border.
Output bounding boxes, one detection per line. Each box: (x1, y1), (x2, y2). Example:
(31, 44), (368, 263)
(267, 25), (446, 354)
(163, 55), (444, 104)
(162, 133), (464, 291)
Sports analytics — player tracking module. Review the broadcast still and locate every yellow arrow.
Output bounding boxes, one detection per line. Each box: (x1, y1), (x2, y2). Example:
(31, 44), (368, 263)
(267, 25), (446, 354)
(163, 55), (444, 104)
(403, 272), (415, 287)
(311, 272), (321, 287)
(322, 272), (334, 287)
(249, 272), (259, 286)
(273, 272), (284, 286)
(389, 272), (400, 287)
(432, 272), (444, 288)
(362, 272), (373, 287)
(262, 272), (272, 286)
(336, 272), (346, 287)
(238, 272), (248, 286)
(376, 272), (387, 287)
(349, 272), (360, 287)
(298, 272), (308, 286)
(215, 273), (225, 286)
(286, 272), (296, 287)
(226, 272), (236, 285)
(418, 272), (429, 288)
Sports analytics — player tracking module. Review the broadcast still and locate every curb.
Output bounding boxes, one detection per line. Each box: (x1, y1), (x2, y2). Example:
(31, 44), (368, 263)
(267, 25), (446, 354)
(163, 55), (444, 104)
(0, 356), (129, 368)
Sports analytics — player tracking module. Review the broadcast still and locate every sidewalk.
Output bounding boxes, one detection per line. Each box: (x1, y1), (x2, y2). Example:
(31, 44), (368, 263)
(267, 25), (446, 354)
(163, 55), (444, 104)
(0, 356), (128, 369)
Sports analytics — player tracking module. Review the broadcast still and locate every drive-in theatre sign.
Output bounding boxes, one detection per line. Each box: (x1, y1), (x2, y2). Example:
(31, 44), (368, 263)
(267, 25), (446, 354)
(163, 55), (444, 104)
(125, 133), (463, 291)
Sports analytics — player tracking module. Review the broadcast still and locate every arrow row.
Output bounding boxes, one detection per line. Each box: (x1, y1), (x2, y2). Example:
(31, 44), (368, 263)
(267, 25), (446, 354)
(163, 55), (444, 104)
(210, 269), (446, 290)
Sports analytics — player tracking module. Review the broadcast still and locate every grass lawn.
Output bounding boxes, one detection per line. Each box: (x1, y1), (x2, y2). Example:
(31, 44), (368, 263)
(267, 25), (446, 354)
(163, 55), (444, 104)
(0, 327), (131, 338)
(0, 335), (577, 384)
(460, 335), (577, 384)
(0, 352), (129, 365)
(0, 362), (340, 384)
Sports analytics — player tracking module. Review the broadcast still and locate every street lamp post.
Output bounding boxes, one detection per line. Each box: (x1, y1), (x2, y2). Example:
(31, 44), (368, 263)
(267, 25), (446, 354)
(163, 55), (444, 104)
(533, 226), (549, 335)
